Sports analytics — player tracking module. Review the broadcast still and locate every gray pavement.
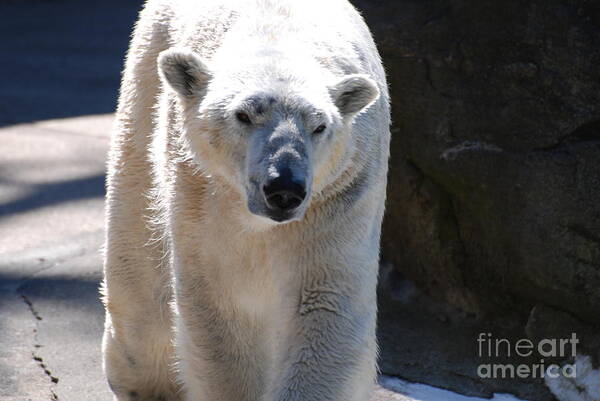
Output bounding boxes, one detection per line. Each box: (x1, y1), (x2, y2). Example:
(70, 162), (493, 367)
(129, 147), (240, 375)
(0, 115), (112, 401)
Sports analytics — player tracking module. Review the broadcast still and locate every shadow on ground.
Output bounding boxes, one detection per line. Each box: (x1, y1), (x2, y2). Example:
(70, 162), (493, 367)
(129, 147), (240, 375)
(0, 273), (103, 303)
(0, 174), (105, 218)
(0, 0), (143, 126)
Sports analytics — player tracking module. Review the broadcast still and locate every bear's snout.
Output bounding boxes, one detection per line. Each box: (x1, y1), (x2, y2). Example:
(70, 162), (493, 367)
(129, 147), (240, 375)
(262, 166), (307, 221)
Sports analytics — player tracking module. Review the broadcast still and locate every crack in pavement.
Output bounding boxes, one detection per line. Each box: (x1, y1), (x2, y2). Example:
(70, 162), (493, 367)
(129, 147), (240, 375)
(21, 294), (42, 321)
(18, 291), (60, 400)
(32, 353), (59, 384)
(1, 231), (105, 400)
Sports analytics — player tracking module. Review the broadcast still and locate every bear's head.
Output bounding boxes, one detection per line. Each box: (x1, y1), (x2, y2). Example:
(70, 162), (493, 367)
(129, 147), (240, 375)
(158, 48), (379, 225)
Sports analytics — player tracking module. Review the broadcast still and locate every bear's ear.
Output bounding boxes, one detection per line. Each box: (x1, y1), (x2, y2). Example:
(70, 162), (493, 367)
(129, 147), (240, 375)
(158, 48), (212, 98)
(329, 74), (379, 117)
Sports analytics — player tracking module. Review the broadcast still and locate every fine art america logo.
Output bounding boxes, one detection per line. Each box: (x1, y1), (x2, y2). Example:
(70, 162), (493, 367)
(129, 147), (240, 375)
(477, 333), (579, 379)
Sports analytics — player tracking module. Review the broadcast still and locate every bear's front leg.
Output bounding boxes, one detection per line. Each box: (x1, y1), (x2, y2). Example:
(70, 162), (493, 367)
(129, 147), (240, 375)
(172, 266), (273, 401)
(271, 247), (379, 401)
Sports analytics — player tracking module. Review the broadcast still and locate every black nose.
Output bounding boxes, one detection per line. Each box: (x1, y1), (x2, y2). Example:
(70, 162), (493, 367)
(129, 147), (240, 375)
(263, 168), (307, 213)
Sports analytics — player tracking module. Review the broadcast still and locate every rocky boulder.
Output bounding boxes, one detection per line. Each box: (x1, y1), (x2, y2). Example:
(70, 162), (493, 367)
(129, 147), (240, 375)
(352, 0), (600, 398)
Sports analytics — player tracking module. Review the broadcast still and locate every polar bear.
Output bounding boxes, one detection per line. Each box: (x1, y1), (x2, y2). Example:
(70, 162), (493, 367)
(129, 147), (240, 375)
(101, 0), (390, 400)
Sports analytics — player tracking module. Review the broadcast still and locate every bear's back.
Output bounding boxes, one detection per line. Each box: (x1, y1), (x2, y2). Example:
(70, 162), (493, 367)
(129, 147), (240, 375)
(147, 0), (386, 89)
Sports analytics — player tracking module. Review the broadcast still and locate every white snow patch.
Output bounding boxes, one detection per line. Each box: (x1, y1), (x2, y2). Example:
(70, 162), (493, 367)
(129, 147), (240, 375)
(377, 375), (529, 401)
(545, 355), (600, 401)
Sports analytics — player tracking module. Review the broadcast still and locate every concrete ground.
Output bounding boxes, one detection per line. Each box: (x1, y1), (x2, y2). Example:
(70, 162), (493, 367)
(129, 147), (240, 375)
(0, 115), (112, 400)
(0, 1), (528, 400)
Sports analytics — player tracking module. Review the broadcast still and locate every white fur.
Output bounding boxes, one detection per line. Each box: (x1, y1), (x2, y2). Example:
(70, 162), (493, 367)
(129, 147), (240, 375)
(102, 0), (390, 400)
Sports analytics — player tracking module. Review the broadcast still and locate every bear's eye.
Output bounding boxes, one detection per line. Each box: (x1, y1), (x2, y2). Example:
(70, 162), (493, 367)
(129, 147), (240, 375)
(313, 124), (326, 134)
(236, 112), (252, 124)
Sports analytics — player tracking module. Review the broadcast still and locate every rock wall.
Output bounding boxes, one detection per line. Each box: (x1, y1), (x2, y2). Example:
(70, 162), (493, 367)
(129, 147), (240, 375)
(353, 1), (600, 398)
(354, 0), (600, 323)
